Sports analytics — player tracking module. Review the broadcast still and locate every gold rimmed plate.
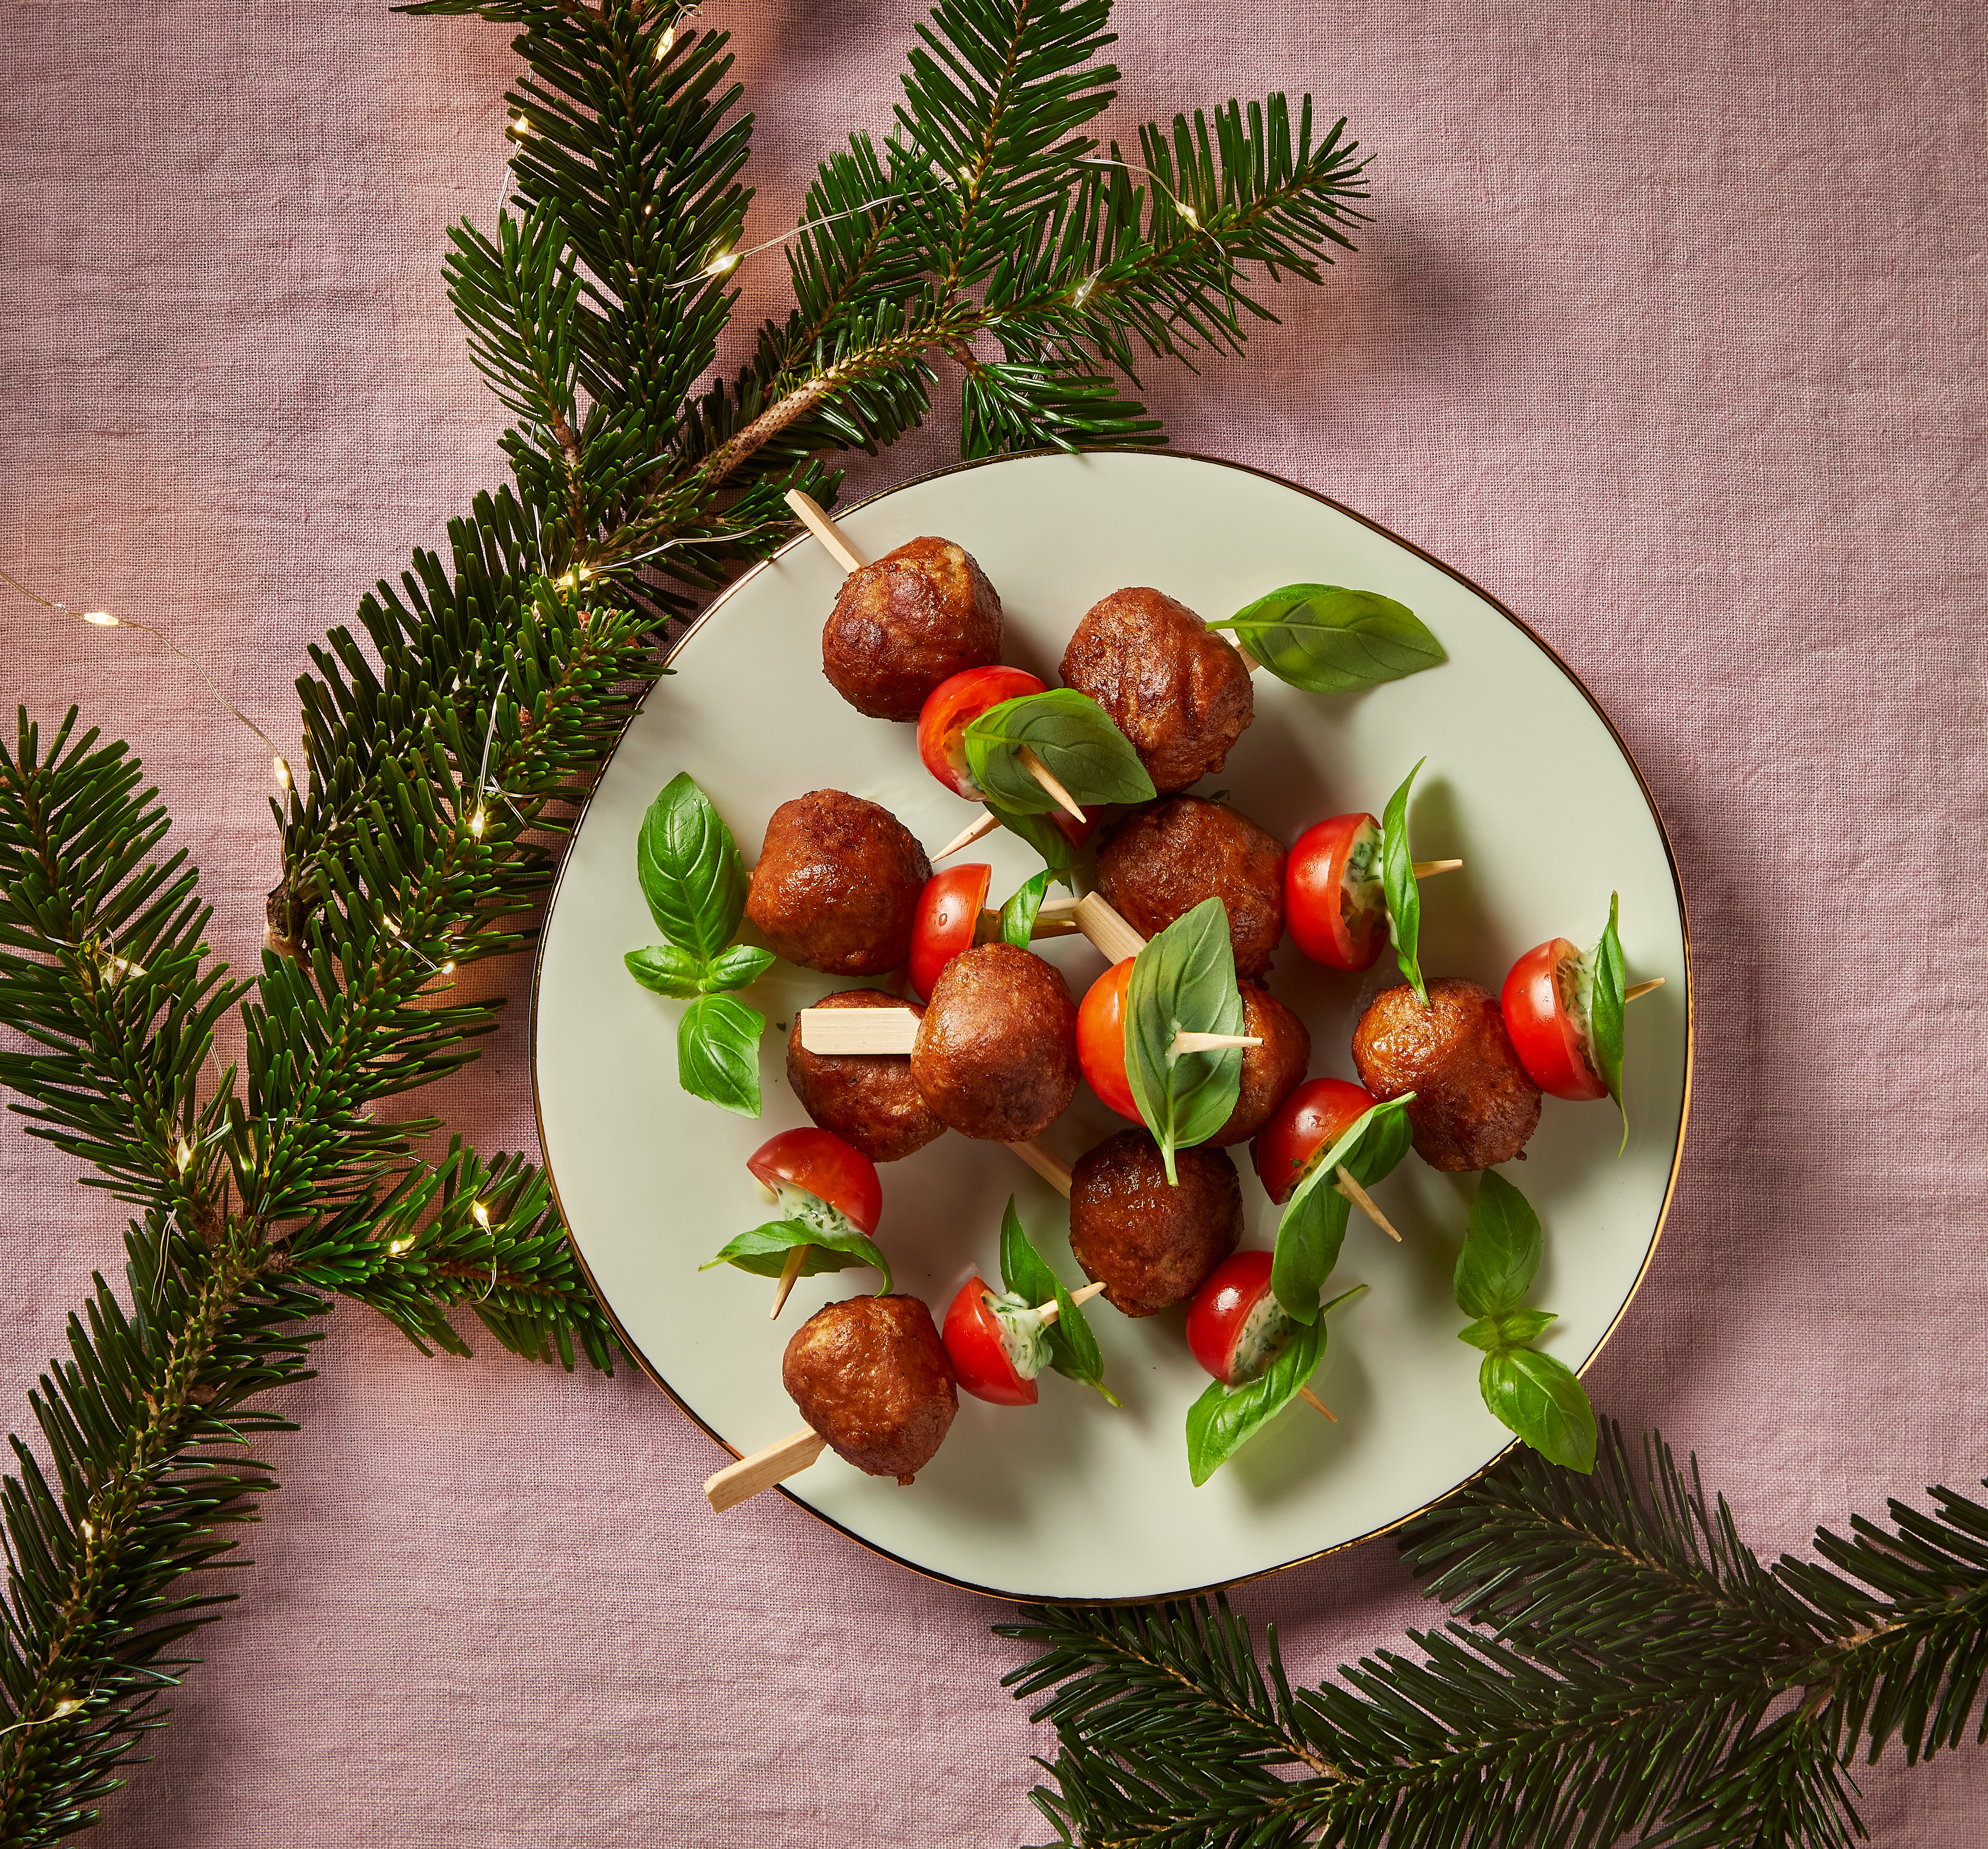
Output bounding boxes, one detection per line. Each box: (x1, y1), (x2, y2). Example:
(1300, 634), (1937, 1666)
(531, 450), (1691, 1602)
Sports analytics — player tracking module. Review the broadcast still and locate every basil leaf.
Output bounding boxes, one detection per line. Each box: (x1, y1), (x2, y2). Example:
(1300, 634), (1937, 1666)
(1458, 1308), (1557, 1351)
(1210, 584), (1444, 694)
(1481, 1347), (1597, 1473)
(636, 773), (748, 962)
(1000, 870), (1054, 949)
(1271, 1094), (1414, 1322)
(1589, 891), (1628, 1152)
(624, 943), (703, 998)
(963, 689), (1155, 815)
(1124, 896), (1246, 1184)
(677, 993), (764, 1118)
(703, 943), (776, 993)
(1453, 1169), (1544, 1319)
(985, 803), (1084, 887)
(700, 1218), (892, 1293)
(1380, 758), (1429, 1007)
(1186, 1310), (1325, 1486)
(999, 1198), (1118, 1406)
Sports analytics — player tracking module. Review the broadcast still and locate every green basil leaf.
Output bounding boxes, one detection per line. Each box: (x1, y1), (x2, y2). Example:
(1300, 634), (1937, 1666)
(963, 689), (1155, 815)
(703, 943), (776, 992)
(1186, 1310), (1325, 1486)
(624, 943), (703, 998)
(1271, 1094), (1414, 1322)
(1458, 1308), (1559, 1352)
(1124, 896), (1246, 1184)
(1453, 1169), (1544, 1319)
(1589, 891), (1628, 1152)
(1210, 584), (1445, 694)
(1481, 1347), (1597, 1472)
(1000, 869), (1054, 950)
(1380, 758), (1429, 1007)
(999, 1198), (1118, 1405)
(677, 993), (764, 1118)
(985, 803), (1084, 887)
(699, 1218), (892, 1293)
(636, 773), (748, 961)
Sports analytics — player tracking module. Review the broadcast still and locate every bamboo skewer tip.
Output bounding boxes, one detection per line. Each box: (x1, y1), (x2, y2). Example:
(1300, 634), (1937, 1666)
(704, 1426), (827, 1512)
(769, 1243), (809, 1319)
(932, 810), (1000, 861)
(1298, 1385), (1338, 1422)
(1624, 976), (1666, 1002)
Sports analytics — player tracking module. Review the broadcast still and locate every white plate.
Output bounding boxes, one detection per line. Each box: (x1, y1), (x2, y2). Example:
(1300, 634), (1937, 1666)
(532, 451), (1691, 1602)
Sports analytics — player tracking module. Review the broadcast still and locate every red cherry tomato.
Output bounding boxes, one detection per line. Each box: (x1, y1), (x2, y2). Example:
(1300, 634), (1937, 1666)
(1186, 1250), (1278, 1385)
(1286, 812), (1385, 971)
(1250, 1077), (1379, 1205)
(745, 1128), (882, 1236)
(917, 666), (1049, 798)
(1501, 938), (1609, 1102)
(910, 864), (993, 1000)
(1049, 807), (1098, 852)
(1076, 958), (1139, 1121)
(942, 1275), (1039, 1406)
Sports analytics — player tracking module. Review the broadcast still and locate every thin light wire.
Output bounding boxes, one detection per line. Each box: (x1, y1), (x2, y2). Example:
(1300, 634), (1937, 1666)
(670, 192), (902, 292)
(0, 567), (292, 785)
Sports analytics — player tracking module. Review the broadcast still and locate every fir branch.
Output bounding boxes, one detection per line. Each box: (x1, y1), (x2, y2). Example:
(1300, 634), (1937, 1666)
(1003, 1426), (1988, 1849)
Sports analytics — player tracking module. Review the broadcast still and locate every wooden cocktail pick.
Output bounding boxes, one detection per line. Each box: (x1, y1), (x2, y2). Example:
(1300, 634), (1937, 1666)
(796, 1006), (1257, 1064)
(1626, 976), (1665, 1002)
(783, 489), (1077, 818)
(704, 1281), (1110, 1511)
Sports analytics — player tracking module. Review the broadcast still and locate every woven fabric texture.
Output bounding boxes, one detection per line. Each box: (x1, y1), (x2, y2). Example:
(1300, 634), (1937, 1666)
(2, 0), (1985, 1840)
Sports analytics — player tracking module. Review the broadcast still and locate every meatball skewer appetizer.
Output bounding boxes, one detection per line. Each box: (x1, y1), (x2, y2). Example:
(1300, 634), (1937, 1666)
(701, 1128), (888, 1318)
(783, 490), (1087, 820)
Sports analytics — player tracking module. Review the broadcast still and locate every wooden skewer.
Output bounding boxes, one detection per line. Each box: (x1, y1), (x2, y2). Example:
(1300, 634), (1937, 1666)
(1298, 1386), (1337, 1422)
(1074, 892), (1148, 963)
(933, 810), (1001, 860)
(1037, 1279), (1109, 1326)
(797, 1007), (1255, 1064)
(769, 1243), (809, 1319)
(1009, 1137), (1074, 1197)
(784, 490), (865, 574)
(785, 492), (1076, 820)
(1171, 1030), (1264, 1056)
(1412, 858), (1463, 879)
(1625, 976), (1665, 1002)
(705, 1425), (828, 1512)
(1334, 1167), (1402, 1242)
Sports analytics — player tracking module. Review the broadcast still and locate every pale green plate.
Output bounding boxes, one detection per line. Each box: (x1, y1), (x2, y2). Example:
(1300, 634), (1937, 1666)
(532, 450), (1691, 1601)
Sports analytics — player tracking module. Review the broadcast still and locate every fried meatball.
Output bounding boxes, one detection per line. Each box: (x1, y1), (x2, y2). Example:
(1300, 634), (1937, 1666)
(782, 1294), (958, 1484)
(1351, 979), (1542, 1172)
(822, 537), (1003, 721)
(1059, 586), (1253, 793)
(911, 943), (1079, 1142)
(786, 991), (946, 1163)
(1096, 797), (1287, 981)
(1207, 985), (1311, 1147)
(1069, 1130), (1242, 1317)
(746, 790), (931, 976)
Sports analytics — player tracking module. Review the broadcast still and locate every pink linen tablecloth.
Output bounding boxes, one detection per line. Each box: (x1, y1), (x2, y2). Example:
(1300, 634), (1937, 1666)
(3, 0), (1985, 1840)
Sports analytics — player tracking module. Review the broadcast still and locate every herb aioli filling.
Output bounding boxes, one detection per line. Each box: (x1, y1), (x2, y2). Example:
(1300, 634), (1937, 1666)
(986, 1290), (1050, 1380)
(774, 1182), (854, 1242)
(1340, 819), (1384, 926)
(1227, 1290), (1297, 1386)
(1557, 948), (1604, 1081)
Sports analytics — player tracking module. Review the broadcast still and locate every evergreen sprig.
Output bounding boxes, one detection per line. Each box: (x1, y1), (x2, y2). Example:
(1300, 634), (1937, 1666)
(1001, 1422), (1988, 1848)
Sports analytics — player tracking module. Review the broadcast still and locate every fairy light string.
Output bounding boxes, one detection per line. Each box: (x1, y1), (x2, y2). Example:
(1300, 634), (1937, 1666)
(0, 567), (293, 790)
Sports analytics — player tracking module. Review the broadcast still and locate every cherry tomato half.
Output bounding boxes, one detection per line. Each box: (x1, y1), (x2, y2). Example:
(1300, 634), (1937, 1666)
(1250, 1077), (1379, 1205)
(917, 666), (1048, 798)
(910, 864), (994, 1001)
(1286, 812), (1385, 971)
(1501, 938), (1609, 1102)
(942, 1275), (1040, 1406)
(746, 1128), (883, 1236)
(1186, 1250), (1286, 1386)
(1076, 958), (1139, 1121)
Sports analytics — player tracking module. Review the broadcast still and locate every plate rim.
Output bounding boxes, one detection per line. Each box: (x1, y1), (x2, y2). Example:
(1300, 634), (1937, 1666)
(529, 446), (1697, 1605)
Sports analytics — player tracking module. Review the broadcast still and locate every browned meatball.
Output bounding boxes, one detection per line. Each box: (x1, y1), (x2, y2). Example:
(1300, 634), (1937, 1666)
(786, 991), (946, 1163)
(911, 943), (1079, 1142)
(1207, 985), (1311, 1147)
(1351, 979), (1542, 1172)
(1059, 586), (1253, 793)
(782, 1294), (958, 1484)
(1069, 1131), (1242, 1317)
(1096, 797), (1286, 981)
(746, 790), (931, 976)
(822, 537), (1002, 721)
